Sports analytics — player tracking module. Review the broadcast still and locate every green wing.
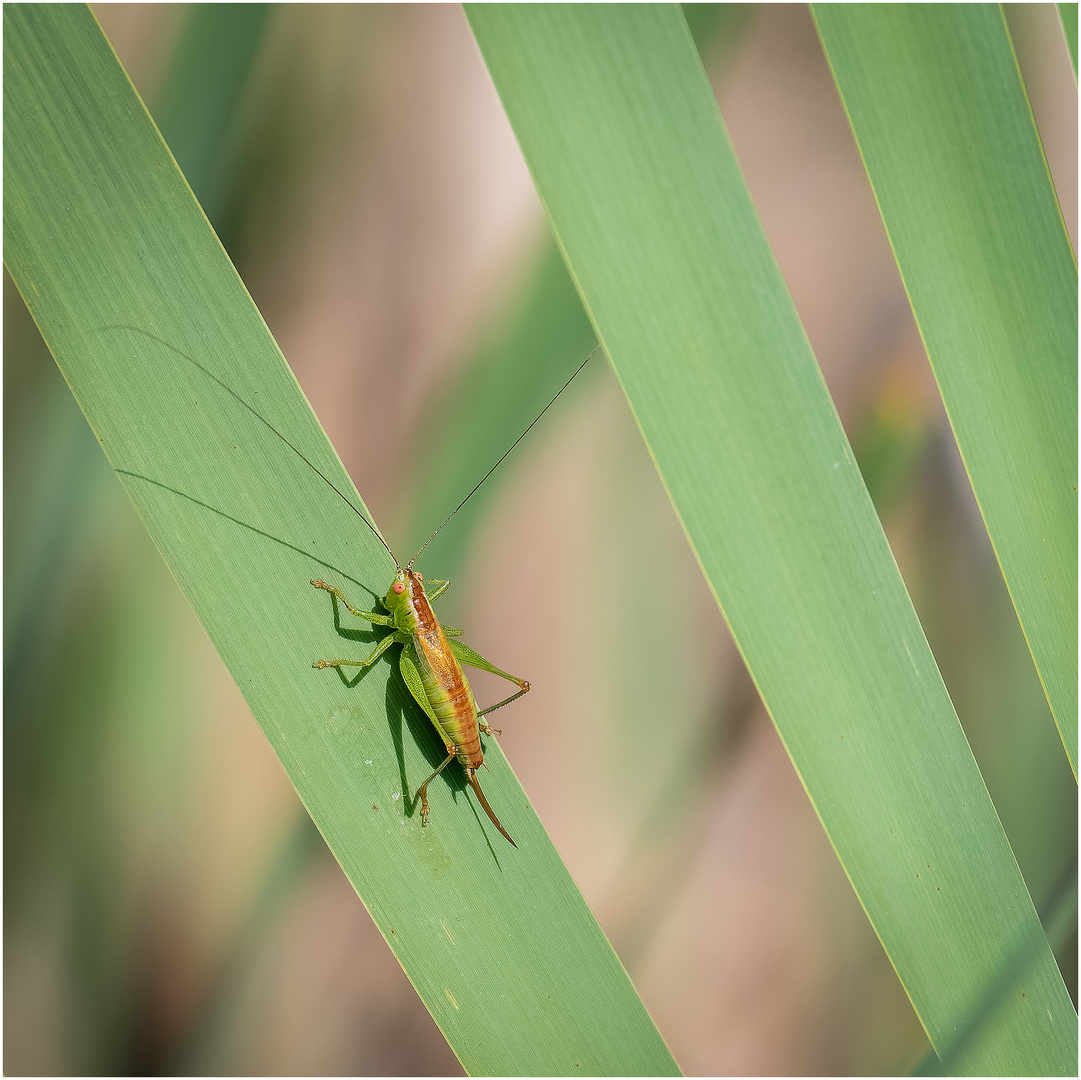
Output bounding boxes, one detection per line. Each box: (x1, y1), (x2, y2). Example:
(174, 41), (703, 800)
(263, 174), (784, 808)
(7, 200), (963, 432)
(398, 644), (439, 725)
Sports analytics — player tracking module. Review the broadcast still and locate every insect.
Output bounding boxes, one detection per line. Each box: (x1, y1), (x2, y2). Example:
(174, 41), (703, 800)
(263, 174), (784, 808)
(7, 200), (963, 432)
(309, 346), (599, 846)
(309, 570), (528, 846)
(120, 324), (601, 847)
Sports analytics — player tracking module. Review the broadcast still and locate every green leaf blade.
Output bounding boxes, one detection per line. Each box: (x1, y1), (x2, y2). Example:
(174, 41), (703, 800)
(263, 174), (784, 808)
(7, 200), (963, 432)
(813, 4), (1078, 774)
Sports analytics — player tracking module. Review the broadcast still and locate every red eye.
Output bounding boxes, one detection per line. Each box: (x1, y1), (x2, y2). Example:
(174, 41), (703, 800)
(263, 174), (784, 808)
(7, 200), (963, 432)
(393, 581), (405, 594)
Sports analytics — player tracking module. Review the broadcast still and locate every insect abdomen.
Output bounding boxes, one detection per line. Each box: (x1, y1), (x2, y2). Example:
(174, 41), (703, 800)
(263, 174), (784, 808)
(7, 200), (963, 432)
(417, 635), (480, 754)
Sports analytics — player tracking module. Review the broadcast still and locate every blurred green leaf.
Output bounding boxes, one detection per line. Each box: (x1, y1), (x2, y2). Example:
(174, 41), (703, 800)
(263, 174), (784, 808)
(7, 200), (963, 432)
(400, 242), (595, 576)
(814, 4), (1078, 776)
(154, 3), (272, 224)
(1059, 3), (1078, 76)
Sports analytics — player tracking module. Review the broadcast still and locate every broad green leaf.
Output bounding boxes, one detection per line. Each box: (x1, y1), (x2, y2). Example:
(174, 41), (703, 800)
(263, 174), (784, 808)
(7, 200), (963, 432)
(812, 4), (1078, 778)
(3, 7), (676, 1075)
(466, 6), (1076, 1073)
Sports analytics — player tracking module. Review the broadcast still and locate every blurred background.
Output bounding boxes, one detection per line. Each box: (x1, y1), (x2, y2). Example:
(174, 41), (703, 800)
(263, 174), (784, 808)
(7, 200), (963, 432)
(5, 5), (1076, 1074)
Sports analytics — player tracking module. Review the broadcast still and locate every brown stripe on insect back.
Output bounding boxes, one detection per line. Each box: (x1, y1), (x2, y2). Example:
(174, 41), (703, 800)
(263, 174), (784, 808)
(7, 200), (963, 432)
(406, 571), (438, 632)
(408, 571), (484, 768)
(441, 669), (483, 766)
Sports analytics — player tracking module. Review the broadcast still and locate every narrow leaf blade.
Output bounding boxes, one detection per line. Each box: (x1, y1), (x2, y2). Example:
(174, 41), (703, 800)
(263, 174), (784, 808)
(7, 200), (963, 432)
(813, 3), (1078, 777)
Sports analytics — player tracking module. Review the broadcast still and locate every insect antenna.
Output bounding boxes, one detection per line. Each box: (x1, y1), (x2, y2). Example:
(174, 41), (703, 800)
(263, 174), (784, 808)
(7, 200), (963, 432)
(406, 342), (604, 570)
(102, 326), (401, 570)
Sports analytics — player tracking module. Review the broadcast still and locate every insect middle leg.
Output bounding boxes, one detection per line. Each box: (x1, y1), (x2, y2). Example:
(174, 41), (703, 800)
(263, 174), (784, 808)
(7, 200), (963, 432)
(311, 630), (404, 671)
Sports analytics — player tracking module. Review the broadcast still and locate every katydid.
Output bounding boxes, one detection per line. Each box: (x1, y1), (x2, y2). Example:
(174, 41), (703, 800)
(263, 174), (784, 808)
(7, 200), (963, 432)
(310, 572), (528, 846)
(309, 344), (601, 846)
(109, 324), (599, 846)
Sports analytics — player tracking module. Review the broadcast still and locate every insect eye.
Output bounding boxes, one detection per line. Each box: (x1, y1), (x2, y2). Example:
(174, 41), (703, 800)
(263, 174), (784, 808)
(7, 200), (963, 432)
(393, 581), (406, 595)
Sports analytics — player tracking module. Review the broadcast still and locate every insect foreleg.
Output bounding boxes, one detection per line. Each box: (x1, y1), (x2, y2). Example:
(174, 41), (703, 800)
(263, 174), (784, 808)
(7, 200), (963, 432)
(310, 579), (394, 626)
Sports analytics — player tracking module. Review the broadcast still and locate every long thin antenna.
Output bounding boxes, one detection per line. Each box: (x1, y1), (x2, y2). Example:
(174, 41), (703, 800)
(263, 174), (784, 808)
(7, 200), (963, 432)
(100, 325), (401, 569)
(407, 343), (604, 570)
(104, 325), (602, 575)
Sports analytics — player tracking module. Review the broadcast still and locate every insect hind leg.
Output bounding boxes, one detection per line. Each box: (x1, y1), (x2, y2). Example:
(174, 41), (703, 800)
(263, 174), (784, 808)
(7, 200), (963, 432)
(416, 751), (457, 826)
(478, 681), (530, 720)
(447, 639), (530, 722)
